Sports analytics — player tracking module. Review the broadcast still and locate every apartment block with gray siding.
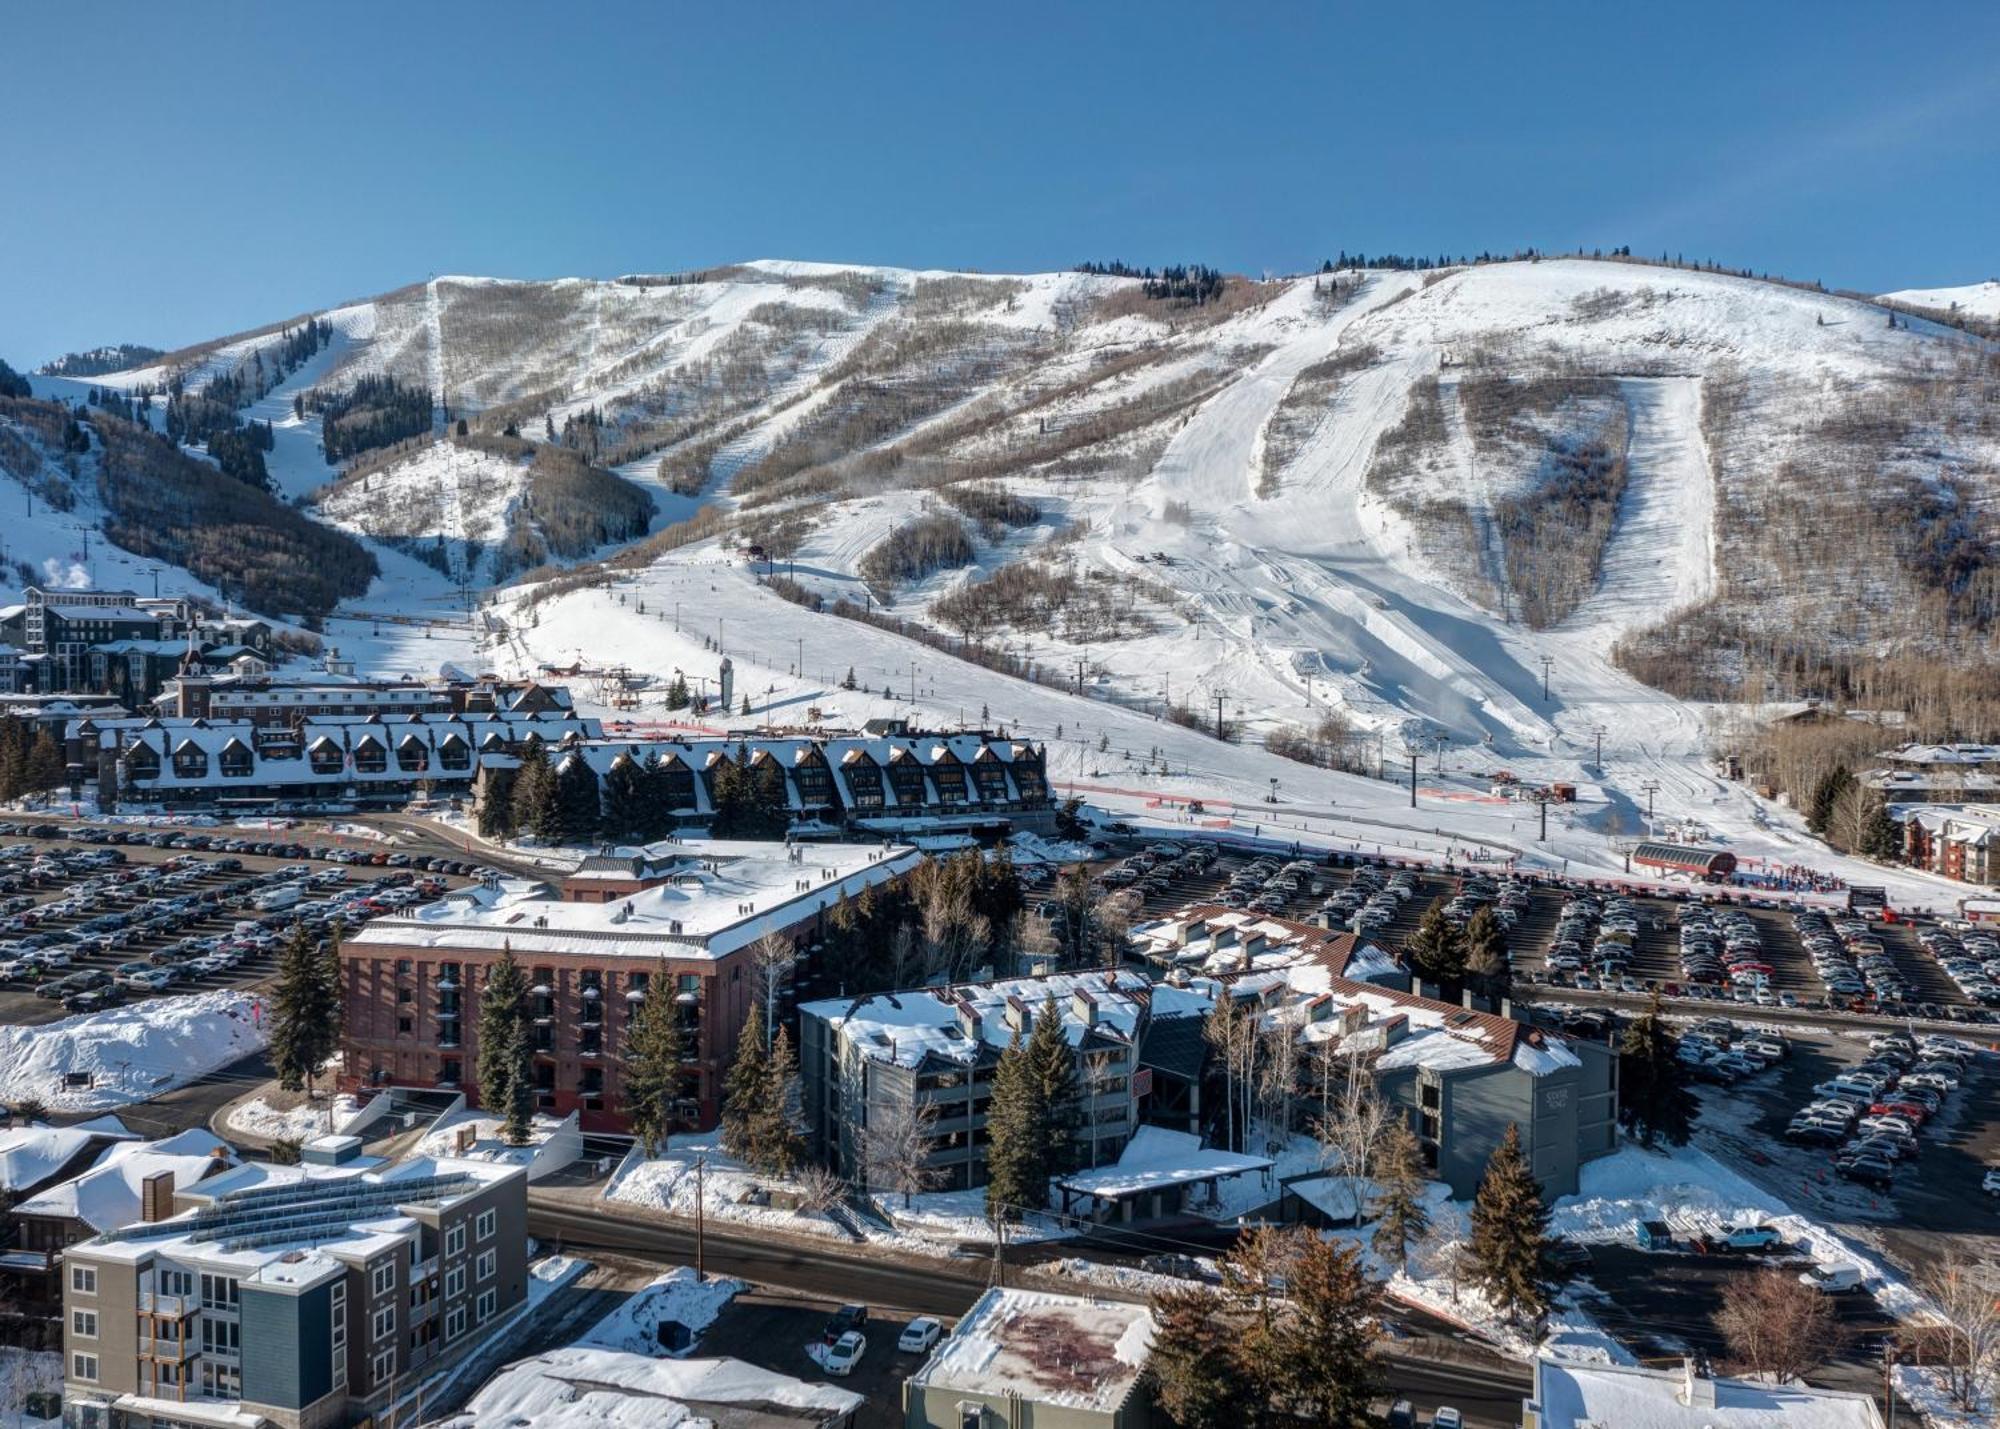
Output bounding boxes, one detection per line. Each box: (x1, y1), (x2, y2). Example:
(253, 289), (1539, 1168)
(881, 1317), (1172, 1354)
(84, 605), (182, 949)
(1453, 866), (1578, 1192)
(801, 970), (1157, 1191)
(58, 1143), (525, 1429)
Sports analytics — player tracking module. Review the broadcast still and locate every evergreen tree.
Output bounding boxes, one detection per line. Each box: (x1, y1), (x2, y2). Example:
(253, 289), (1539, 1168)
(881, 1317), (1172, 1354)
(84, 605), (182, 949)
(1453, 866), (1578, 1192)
(841, 666), (857, 691)
(1461, 905), (1509, 1002)
(637, 751), (676, 841)
(1406, 901), (1467, 994)
(760, 1025), (808, 1175)
(621, 962), (688, 1157)
(1024, 993), (1079, 1177)
(509, 740), (558, 842)
(664, 672), (690, 711)
(1860, 794), (1901, 861)
(25, 730), (64, 796)
(477, 766), (517, 839)
(501, 1015), (536, 1144)
(269, 926), (337, 1094)
(1144, 1285), (1236, 1429)
(1466, 1123), (1553, 1326)
(1369, 1121), (1431, 1272)
(1808, 766), (1854, 836)
(601, 756), (646, 845)
(552, 755), (601, 845)
(719, 1005), (771, 1164)
(984, 1029), (1044, 1217)
(0, 717), (28, 801)
(1274, 1233), (1384, 1428)
(1617, 998), (1699, 1149)
(476, 944), (530, 1119)
(317, 927), (345, 1054)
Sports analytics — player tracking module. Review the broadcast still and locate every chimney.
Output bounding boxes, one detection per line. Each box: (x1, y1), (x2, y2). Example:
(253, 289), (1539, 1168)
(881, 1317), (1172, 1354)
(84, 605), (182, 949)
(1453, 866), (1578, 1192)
(1678, 1358), (1717, 1410)
(1004, 996), (1030, 1035)
(1462, 988), (1476, 1011)
(140, 1169), (176, 1224)
(957, 1002), (984, 1042)
(1499, 996), (1513, 1022)
(1242, 932), (1267, 960)
(1070, 988), (1098, 1028)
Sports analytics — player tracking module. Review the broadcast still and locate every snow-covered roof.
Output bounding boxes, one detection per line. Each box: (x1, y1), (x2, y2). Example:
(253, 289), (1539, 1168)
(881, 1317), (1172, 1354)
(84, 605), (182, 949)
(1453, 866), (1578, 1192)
(351, 840), (923, 962)
(802, 967), (1155, 1070)
(14, 1127), (237, 1233)
(1877, 742), (2000, 767)
(0, 1122), (136, 1193)
(909, 1287), (1154, 1415)
(1532, 1356), (1885, 1429)
(435, 1346), (863, 1429)
(1054, 1126), (1271, 1203)
(1132, 905), (1405, 984)
(77, 1153), (521, 1274)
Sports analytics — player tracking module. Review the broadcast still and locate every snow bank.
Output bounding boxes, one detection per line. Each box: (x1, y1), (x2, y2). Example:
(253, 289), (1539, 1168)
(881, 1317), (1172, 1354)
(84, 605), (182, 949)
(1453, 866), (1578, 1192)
(224, 1095), (362, 1143)
(580, 1267), (743, 1358)
(0, 992), (268, 1111)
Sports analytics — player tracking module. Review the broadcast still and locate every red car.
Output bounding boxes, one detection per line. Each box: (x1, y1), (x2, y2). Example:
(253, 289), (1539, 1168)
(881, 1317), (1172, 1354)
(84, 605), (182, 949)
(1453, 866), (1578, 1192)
(1869, 1100), (1927, 1123)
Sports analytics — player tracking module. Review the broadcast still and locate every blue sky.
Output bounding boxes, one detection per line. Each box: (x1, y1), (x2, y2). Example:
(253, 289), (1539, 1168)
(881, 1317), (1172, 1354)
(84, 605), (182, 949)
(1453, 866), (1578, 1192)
(4, 1), (1997, 365)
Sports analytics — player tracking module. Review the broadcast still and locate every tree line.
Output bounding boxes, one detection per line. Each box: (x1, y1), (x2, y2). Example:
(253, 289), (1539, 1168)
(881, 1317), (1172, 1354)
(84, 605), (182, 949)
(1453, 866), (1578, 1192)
(302, 374), (435, 466)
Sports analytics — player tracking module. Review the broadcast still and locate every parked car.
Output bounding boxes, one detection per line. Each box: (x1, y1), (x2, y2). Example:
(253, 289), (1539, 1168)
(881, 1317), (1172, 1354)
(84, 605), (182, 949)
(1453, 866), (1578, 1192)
(1799, 1264), (1863, 1293)
(822, 1305), (869, 1346)
(824, 1330), (866, 1377)
(898, 1317), (942, 1353)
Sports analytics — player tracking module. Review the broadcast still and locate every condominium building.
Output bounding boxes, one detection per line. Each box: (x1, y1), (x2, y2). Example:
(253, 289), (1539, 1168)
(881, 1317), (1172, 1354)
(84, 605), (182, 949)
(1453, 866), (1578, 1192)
(60, 1143), (526, 1429)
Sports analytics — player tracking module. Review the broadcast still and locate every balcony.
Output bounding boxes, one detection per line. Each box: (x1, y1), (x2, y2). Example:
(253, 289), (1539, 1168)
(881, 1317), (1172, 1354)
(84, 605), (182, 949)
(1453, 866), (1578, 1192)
(138, 1292), (194, 1316)
(413, 1257), (439, 1281)
(411, 1299), (436, 1327)
(136, 1335), (192, 1360)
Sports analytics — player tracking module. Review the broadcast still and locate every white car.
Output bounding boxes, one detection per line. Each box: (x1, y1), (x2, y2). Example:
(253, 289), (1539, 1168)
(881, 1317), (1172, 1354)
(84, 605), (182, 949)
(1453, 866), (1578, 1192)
(1432, 1409), (1463, 1429)
(898, 1316), (942, 1353)
(1982, 1169), (2000, 1196)
(824, 1330), (866, 1377)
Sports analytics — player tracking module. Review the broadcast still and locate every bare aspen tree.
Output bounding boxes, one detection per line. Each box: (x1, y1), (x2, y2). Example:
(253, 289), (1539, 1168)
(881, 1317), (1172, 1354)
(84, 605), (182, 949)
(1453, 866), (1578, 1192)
(861, 1094), (945, 1208)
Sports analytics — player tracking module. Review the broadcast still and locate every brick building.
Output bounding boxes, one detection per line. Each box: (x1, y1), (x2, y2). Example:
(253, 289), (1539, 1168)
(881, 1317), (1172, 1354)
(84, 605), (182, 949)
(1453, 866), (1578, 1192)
(337, 840), (923, 1132)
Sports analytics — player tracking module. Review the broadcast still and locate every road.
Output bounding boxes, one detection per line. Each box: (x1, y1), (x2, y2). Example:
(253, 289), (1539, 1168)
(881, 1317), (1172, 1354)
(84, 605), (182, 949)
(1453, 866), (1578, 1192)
(526, 1198), (1533, 1426)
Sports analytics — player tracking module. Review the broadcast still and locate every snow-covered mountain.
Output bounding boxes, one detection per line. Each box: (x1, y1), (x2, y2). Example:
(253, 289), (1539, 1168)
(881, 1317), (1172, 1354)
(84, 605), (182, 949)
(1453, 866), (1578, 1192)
(14, 253), (2000, 903)
(1880, 279), (2000, 322)
(25, 257), (2000, 701)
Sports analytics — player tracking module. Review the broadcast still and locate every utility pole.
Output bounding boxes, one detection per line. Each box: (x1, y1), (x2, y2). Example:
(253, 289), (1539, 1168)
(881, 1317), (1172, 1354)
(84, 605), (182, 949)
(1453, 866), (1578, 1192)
(990, 1211), (1007, 1289)
(1408, 751), (1419, 808)
(1213, 692), (1226, 741)
(1431, 733), (1448, 774)
(1540, 654), (1554, 701)
(717, 617), (725, 653)
(673, 600), (680, 631)
(796, 636), (803, 677)
(694, 1156), (706, 1280)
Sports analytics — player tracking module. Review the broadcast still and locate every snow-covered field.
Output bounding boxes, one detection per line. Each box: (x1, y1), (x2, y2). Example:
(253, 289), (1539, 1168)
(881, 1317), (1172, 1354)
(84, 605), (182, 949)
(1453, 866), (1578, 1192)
(604, 1130), (854, 1241)
(0, 991), (268, 1111)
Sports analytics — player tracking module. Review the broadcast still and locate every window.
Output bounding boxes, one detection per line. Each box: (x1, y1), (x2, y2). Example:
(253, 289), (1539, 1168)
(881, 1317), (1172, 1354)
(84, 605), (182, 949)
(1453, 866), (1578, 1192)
(158, 1270), (193, 1299)
(476, 1208), (496, 1241)
(445, 1265), (465, 1299)
(475, 1289), (496, 1325)
(372, 1305), (396, 1342)
(70, 1266), (96, 1295)
(445, 1223), (466, 1258)
(331, 1283), (347, 1351)
(475, 1250), (496, 1283)
(200, 1318), (240, 1355)
(397, 987), (413, 1003)
(445, 1305), (466, 1341)
(396, 959), (413, 976)
(398, 1016), (414, 1035)
(371, 1348), (395, 1387)
(71, 1353), (98, 1383)
(200, 1273), (239, 1310)
(370, 1259), (397, 1297)
(71, 1309), (97, 1339)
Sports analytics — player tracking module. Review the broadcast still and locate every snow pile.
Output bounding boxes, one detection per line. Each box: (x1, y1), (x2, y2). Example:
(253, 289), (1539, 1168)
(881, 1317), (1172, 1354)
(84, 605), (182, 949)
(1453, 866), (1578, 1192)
(434, 1346), (862, 1429)
(1547, 1142), (1926, 1318)
(224, 1095), (362, 1143)
(578, 1267), (743, 1358)
(0, 991), (268, 1111)
(603, 1130), (849, 1240)
(873, 1184), (1069, 1246)
(0, 1347), (59, 1429)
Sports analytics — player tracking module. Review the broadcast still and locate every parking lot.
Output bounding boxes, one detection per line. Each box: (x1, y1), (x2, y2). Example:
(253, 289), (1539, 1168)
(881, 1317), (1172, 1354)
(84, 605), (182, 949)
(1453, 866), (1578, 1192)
(699, 1288), (953, 1429)
(0, 823), (481, 1028)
